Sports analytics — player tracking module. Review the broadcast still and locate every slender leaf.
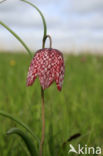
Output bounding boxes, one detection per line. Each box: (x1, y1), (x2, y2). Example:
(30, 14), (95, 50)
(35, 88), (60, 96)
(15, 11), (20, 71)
(7, 128), (38, 156)
(0, 111), (40, 143)
(0, 21), (32, 57)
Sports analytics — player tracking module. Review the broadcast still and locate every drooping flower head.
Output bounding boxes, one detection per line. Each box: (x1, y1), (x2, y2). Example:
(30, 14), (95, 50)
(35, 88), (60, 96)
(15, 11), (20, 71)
(27, 48), (64, 91)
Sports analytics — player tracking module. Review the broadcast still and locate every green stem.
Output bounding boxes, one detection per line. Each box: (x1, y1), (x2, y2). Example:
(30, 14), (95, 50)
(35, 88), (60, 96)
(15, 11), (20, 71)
(21, 0), (47, 39)
(39, 35), (53, 156)
(0, 111), (40, 143)
(39, 88), (45, 156)
(0, 21), (32, 57)
(42, 35), (52, 49)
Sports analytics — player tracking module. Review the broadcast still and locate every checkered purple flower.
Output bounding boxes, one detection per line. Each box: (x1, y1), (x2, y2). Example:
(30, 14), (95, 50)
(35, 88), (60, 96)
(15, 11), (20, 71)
(27, 48), (64, 91)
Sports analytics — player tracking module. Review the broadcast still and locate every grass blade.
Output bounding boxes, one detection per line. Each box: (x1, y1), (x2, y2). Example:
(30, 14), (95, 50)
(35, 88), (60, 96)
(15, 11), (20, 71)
(7, 128), (38, 156)
(0, 21), (32, 57)
(0, 111), (40, 143)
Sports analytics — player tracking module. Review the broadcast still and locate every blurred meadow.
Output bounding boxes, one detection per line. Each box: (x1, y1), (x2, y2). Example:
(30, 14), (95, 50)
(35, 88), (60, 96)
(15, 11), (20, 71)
(0, 52), (103, 155)
(0, 0), (103, 155)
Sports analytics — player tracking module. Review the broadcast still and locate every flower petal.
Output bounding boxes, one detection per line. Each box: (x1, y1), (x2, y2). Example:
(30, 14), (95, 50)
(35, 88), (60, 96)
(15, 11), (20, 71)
(26, 57), (38, 86)
(26, 48), (65, 91)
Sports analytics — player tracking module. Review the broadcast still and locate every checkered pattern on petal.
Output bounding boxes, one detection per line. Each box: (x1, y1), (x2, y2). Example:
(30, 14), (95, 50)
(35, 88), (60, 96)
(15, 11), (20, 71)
(27, 48), (65, 91)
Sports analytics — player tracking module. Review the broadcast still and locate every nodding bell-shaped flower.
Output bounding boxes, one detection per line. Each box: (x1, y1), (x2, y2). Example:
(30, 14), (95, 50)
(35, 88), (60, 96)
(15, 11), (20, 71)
(26, 48), (65, 91)
(27, 34), (65, 91)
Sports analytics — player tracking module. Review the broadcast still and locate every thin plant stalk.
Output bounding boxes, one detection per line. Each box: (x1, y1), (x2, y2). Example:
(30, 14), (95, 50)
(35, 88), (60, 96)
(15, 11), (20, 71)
(0, 1), (51, 155)
(39, 35), (52, 156)
(39, 37), (46, 156)
(43, 35), (52, 49)
(20, 1), (48, 155)
(40, 87), (45, 156)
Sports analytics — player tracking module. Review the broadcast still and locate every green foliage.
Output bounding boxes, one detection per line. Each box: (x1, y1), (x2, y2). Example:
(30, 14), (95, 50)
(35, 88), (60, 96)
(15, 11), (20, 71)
(0, 111), (40, 143)
(48, 123), (54, 156)
(7, 128), (37, 156)
(0, 22), (32, 57)
(0, 53), (103, 155)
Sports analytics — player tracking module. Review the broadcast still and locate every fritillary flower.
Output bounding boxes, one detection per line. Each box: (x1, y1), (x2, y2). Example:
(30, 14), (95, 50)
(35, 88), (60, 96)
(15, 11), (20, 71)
(27, 48), (65, 91)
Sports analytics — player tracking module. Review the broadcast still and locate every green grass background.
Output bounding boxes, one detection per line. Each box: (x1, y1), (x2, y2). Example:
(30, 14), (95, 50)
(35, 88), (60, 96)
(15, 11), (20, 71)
(0, 53), (103, 156)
